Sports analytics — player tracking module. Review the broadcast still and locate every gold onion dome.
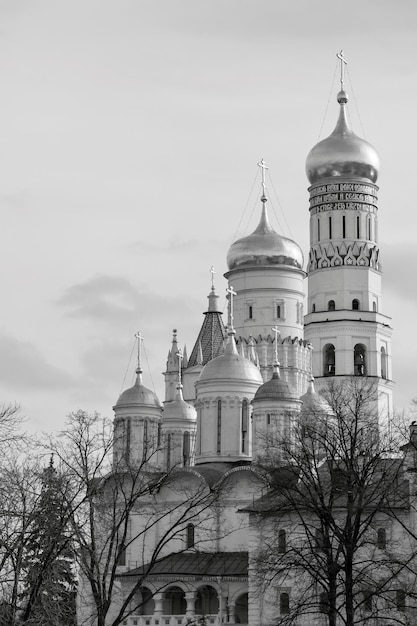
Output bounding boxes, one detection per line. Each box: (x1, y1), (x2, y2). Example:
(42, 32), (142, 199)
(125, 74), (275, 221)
(227, 204), (304, 271)
(253, 364), (298, 402)
(114, 368), (162, 409)
(199, 331), (263, 384)
(305, 90), (380, 185)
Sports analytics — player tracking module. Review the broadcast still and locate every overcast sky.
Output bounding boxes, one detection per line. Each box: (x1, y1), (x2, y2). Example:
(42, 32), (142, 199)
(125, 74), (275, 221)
(1, 0), (416, 432)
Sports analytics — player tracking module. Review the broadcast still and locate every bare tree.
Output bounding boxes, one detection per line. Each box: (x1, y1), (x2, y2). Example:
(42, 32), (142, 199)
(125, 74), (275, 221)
(248, 377), (417, 626)
(50, 410), (220, 626)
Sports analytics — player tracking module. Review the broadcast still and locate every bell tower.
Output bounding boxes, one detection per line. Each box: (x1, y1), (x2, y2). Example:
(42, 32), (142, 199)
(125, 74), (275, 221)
(304, 52), (393, 423)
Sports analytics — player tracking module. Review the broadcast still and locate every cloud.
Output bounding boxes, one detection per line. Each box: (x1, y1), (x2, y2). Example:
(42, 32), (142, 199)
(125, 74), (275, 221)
(58, 274), (139, 322)
(0, 334), (74, 392)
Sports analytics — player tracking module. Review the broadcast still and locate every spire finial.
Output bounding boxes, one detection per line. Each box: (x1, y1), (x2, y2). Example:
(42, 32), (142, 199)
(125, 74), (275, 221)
(134, 331), (144, 381)
(226, 285), (237, 330)
(336, 50), (347, 91)
(210, 266), (216, 290)
(257, 158), (269, 203)
(271, 325), (281, 366)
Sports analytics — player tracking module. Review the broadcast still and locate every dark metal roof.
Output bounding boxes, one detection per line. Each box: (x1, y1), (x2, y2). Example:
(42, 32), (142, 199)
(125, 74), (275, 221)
(121, 551), (248, 578)
(187, 311), (226, 368)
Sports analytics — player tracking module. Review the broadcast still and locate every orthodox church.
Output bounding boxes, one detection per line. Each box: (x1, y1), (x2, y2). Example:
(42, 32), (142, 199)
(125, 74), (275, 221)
(78, 59), (417, 626)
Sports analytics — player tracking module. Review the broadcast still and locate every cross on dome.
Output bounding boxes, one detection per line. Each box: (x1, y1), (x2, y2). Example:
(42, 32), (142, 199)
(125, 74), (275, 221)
(134, 331), (144, 373)
(271, 325), (281, 365)
(336, 50), (347, 90)
(257, 158), (269, 202)
(226, 285), (237, 330)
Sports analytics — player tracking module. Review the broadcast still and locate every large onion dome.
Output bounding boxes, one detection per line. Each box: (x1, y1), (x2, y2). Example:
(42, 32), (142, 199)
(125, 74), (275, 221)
(198, 330), (263, 385)
(114, 368), (161, 409)
(253, 363), (298, 402)
(227, 204), (304, 271)
(306, 90), (379, 185)
(163, 384), (196, 424)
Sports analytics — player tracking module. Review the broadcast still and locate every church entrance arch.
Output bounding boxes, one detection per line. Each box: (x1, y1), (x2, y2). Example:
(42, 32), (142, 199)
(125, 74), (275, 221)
(163, 586), (186, 615)
(235, 592), (248, 623)
(195, 585), (219, 616)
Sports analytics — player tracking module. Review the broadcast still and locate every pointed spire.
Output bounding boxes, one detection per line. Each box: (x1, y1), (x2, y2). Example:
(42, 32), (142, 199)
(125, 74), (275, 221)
(224, 324), (238, 356)
(306, 375), (316, 395)
(166, 329), (180, 371)
(183, 346), (188, 368)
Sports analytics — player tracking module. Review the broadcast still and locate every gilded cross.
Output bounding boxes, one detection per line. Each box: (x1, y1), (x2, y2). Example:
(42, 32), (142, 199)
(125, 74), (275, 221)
(226, 285), (237, 328)
(257, 158), (269, 198)
(210, 266), (216, 290)
(271, 325), (281, 364)
(336, 50), (347, 90)
(134, 331), (144, 369)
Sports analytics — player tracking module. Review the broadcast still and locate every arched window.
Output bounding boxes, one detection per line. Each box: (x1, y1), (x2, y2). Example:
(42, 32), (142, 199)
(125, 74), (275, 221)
(241, 400), (248, 453)
(323, 344), (335, 376)
(381, 347), (387, 379)
(186, 523), (195, 549)
(342, 215), (346, 238)
(315, 528), (325, 551)
(280, 592), (290, 615)
(196, 586), (219, 615)
(328, 215), (332, 239)
(163, 587), (186, 616)
(312, 303), (316, 313)
(125, 417), (131, 464)
(217, 400), (222, 454)
(266, 413), (271, 425)
(373, 301), (377, 312)
(356, 215), (360, 239)
(317, 217), (321, 241)
(183, 431), (190, 466)
(278, 529), (286, 553)
(234, 593), (248, 624)
(396, 589), (406, 612)
(276, 304), (281, 318)
(142, 419), (148, 461)
(354, 344), (367, 376)
(166, 433), (171, 470)
(328, 300), (335, 311)
(352, 298), (360, 310)
(377, 528), (386, 550)
(363, 590), (372, 613)
(134, 588), (155, 615)
(319, 591), (329, 614)
(118, 545), (126, 566)
(248, 305), (253, 319)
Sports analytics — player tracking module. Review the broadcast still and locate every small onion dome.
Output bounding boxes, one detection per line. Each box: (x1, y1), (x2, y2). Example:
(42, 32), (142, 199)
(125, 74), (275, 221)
(253, 363), (298, 402)
(300, 377), (332, 416)
(114, 369), (162, 409)
(306, 90), (379, 185)
(227, 205), (304, 271)
(198, 330), (263, 384)
(163, 384), (196, 423)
